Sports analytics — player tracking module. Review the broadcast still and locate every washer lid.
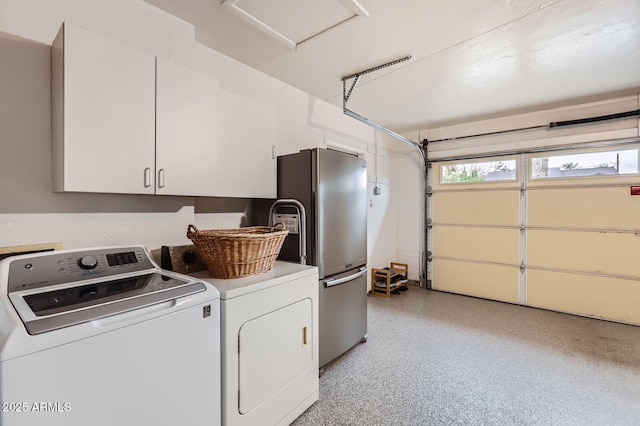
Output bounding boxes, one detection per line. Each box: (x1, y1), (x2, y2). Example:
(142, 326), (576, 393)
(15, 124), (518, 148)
(10, 273), (206, 335)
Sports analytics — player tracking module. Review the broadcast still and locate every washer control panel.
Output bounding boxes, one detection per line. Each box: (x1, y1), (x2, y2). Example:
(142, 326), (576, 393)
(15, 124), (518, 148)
(6, 246), (154, 293)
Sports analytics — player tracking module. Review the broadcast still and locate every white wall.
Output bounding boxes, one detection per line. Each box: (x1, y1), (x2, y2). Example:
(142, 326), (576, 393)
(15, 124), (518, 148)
(364, 135), (396, 276)
(0, 0), (397, 273)
(393, 162), (423, 280)
(382, 131), (424, 282)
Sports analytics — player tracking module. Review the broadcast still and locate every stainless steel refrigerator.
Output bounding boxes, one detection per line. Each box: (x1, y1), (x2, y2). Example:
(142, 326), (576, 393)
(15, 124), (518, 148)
(277, 148), (367, 368)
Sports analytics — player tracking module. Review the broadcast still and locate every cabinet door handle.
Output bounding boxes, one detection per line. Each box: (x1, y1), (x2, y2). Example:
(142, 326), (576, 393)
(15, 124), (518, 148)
(302, 326), (307, 346)
(158, 168), (165, 189)
(143, 167), (152, 188)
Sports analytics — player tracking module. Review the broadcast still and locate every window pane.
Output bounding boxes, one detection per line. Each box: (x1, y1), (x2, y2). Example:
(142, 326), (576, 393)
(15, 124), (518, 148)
(530, 148), (639, 179)
(440, 160), (517, 184)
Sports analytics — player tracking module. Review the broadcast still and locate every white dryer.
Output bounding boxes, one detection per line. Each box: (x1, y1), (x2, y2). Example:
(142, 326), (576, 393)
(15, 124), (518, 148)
(190, 261), (319, 426)
(0, 246), (221, 426)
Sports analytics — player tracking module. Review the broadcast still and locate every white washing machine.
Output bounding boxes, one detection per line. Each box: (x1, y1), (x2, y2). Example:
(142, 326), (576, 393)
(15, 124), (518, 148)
(189, 261), (319, 426)
(0, 246), (221, 426)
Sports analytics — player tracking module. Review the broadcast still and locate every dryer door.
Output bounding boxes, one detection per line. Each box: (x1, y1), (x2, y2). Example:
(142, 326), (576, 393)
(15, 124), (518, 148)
(238, 298), (313, 415)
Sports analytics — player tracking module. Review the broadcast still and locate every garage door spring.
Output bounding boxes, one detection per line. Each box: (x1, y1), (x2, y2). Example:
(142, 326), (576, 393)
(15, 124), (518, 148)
(427, 109), (640, 143)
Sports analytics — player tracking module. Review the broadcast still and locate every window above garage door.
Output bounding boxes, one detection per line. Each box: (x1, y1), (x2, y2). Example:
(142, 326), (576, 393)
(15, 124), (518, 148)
(440, 159), (517, 184)
(530, 146), (640, 180)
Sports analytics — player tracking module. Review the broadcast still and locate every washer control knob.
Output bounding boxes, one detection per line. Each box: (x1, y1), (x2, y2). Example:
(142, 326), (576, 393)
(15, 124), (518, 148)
(78, 255), (99, 270)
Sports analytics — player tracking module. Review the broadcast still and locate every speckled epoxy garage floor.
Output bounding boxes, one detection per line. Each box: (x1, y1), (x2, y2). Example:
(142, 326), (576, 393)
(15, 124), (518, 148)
(292, 287), (640, 425)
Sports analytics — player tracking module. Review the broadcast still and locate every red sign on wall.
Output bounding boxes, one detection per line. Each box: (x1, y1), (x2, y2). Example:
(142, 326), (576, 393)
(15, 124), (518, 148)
(631, 186), (640, 196)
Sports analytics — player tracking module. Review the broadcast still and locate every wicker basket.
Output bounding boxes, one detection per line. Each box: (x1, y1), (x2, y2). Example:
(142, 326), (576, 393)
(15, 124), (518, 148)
(186, 223), (289, 279)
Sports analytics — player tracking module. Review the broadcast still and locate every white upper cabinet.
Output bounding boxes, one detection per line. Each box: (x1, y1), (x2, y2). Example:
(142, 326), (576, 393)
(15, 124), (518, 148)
(52, 23), (278, 198)
(217, 90), (276, 198)
(52, 23), (220, 196)
(156, 58), (219, 196)
(52, 22), (156, 194)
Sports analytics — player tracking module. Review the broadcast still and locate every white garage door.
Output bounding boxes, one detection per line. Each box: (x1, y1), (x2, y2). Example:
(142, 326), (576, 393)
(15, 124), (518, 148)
(429, 143), (640, 324)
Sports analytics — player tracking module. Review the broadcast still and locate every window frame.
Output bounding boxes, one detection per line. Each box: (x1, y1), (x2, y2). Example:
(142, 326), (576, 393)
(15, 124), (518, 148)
(437, 157), (519, 186)
(528, 145), (640, 182)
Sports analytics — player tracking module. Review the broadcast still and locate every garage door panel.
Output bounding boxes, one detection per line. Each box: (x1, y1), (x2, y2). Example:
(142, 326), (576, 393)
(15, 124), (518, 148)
(431, 146), (640, 326)
(433, 191), (519, 226)
(434, 226), (519, 264)
(528, 230), (640, 277)
(528, 187), (640, 229)
(433, 259), (519, 303)
(528, 270), (640, 325)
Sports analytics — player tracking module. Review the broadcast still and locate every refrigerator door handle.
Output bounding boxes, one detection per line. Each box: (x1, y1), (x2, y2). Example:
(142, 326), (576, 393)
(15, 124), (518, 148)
(323, 267), (367, 288)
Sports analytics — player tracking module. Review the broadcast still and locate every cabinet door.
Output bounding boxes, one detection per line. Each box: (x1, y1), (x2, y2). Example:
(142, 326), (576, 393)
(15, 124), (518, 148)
(52, 22), (156, 194)
(155, 58), (219, 196)
(217, 90), (276, 198)
(238, 298), (313, 415)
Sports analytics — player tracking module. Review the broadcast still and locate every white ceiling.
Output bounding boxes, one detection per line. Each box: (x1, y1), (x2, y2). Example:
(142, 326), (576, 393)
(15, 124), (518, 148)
(144, 0), (640, 133)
